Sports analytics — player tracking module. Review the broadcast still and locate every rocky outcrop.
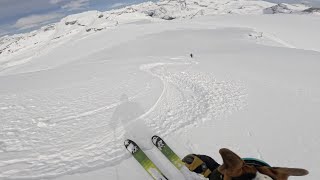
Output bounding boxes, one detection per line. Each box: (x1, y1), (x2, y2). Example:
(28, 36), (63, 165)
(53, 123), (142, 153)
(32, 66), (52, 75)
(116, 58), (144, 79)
(263, 3), (310, 14)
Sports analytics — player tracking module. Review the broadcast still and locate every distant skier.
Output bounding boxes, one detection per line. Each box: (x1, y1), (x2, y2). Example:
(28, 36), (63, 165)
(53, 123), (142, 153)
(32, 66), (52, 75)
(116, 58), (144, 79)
(190, 53), (193, 58)
(182, 148), (308, 180)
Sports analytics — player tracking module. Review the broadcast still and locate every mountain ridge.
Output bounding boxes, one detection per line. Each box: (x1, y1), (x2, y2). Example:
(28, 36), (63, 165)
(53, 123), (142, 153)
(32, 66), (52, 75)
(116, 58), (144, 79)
(0, 0), (314, 69)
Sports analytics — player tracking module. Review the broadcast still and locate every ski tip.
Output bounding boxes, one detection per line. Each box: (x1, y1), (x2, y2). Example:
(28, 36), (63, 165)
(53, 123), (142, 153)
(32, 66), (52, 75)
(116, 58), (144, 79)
(151, 135), (160, 145)
(152, 135), (166, 146)
(124, 139), (133, 147)
(152, 135), (160, 139)
(124, 139), (140, 154)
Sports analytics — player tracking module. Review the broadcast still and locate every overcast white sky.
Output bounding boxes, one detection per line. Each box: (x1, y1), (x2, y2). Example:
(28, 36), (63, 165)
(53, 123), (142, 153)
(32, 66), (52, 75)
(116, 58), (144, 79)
(0, 0), (319, 36)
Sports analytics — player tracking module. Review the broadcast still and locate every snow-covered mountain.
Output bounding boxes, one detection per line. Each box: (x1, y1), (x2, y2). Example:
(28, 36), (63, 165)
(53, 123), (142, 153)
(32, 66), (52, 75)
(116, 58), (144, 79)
(0, 0), (314, 71)
(263, 3), (310, 14)
(302, 7), (320, 14)
(1, 0), (320, 180)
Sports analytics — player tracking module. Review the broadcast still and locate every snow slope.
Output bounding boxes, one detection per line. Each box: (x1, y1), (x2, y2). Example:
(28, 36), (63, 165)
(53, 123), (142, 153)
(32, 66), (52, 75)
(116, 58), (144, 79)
(1, 0), (316, 73)
(0, 1), (320, 180)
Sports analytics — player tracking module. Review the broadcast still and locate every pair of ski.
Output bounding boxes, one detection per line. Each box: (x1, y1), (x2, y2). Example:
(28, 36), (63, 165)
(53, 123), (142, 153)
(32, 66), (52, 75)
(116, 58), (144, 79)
(124, 135), (190, 180)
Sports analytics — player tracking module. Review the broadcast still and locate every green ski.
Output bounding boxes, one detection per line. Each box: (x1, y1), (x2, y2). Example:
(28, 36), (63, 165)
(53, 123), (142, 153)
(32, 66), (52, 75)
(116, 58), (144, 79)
(124, 139), (168, 180)
(151, 135), (194, 180)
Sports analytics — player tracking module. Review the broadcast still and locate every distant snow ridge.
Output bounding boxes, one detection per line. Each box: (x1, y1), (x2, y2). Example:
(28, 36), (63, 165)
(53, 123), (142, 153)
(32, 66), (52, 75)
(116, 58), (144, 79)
(263, 3), (309, 14)
(0, 0), (276, 64)
(0, 0), (316, 70)
(0, 0), (319, 63)
(302, 7), (320, 15)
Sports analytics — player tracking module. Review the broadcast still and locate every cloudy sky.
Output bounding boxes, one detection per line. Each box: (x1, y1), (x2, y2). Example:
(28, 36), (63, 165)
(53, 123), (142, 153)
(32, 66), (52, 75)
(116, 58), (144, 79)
(0, 0), (152, 36)
(0, 0), (319, 36)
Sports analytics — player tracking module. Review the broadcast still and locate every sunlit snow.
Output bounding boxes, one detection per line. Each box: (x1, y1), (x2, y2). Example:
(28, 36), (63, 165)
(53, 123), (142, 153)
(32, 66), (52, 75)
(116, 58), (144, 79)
(0, 0), (319, 180)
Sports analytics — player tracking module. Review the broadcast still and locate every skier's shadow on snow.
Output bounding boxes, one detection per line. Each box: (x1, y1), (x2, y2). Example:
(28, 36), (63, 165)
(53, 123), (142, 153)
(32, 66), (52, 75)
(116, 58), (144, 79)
(111, 94), (152, 148)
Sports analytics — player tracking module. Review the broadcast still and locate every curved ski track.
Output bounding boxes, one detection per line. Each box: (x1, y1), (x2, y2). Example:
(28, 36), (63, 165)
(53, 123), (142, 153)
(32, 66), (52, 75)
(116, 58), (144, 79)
(140, 61), (247, 137)
(0, 59), (247, 179)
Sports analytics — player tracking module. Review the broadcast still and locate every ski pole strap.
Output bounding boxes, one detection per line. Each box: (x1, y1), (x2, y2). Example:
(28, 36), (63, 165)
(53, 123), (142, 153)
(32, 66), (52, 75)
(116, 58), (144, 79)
(182, 154), (212, 177)
(183, 155), (203, 171)
(202, 168), (212, 178)
(242, 158), (271, 167)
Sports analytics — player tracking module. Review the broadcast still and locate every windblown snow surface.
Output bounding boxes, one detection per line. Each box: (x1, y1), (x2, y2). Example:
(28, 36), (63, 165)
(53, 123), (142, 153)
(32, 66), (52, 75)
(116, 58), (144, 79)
(1, 3), (320, 180)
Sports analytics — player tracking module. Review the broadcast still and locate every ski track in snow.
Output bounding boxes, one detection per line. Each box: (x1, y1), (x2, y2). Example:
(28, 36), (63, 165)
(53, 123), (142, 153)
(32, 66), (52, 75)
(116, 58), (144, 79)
(0, 57), (247, 179)
(140, 59), (248, 138)
(246, 29), (296, 49)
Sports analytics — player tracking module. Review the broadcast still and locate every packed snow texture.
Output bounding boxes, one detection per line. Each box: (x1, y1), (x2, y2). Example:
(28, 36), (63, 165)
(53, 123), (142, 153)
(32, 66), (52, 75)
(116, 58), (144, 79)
(0, 0), (320, 180)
